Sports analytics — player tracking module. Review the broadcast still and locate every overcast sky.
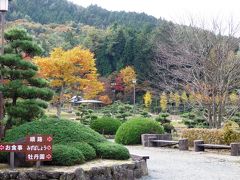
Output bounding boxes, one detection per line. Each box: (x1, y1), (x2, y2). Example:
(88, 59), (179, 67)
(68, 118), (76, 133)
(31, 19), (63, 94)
(69, 0), (240, 25)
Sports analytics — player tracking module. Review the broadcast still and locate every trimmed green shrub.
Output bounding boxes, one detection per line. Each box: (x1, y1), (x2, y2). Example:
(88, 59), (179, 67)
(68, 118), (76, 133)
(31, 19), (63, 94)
(115, 118), (164, 145)
(90, 117), (122, 135)
(155, 113), (174, 133)
(4, 118), (106, 145)
(162, 123), (174, 133)
(181, 112), (208, 128)
(94, 142), (130, 160)
(50, 144), (85, 166)
(68, 142), (96, 161)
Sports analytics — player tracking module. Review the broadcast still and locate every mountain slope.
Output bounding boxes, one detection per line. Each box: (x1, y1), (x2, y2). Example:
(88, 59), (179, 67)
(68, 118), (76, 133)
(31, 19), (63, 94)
(8, 0), (159, 29)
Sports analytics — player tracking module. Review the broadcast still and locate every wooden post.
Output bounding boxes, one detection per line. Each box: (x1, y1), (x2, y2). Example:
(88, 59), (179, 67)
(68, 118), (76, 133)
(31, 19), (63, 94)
(0, 92), (3, 120)
(10, 152), (14, 170)
(179, 138), (189, 151)
(194, 140), (204, 152)
(36, 161), (41, 168)
(141, 134), (157, 147)
(230, 143), (240, 156)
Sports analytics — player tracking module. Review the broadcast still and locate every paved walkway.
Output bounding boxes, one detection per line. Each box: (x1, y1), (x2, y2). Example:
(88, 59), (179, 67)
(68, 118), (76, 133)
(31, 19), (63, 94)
(126, 146), (240, 180)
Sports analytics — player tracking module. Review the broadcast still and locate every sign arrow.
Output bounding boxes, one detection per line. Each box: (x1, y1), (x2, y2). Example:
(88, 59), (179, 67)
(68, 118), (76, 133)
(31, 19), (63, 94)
(0, 145), (4, 150)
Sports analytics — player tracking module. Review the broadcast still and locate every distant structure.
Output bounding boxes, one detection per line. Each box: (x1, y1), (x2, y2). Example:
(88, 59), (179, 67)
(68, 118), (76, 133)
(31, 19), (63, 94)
(70, 96), (103, 105)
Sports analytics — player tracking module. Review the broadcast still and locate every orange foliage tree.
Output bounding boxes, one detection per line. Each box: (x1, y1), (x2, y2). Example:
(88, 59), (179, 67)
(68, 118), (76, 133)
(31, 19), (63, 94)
(99, 95), (112, 105)
(34, 47), (104, 118)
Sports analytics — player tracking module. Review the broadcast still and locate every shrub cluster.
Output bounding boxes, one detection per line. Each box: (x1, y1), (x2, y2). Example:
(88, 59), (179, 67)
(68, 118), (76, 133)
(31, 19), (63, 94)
(67, 142), (96, 161)
(230, 112), (240, 125)
(181, 121), (240, 146)
(115, 118), (164, 145)
(181, 112), (208, 128)
(50, 145), (85, 166)
(90, 117), (122, 135)
(2, 118), (130, 166)
(155, 113), (174, 133)
(94, 142), (130, 160)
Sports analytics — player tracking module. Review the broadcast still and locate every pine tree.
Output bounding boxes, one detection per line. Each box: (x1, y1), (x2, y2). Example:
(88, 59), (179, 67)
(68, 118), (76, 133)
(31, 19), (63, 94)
(0, 28), (53, 128)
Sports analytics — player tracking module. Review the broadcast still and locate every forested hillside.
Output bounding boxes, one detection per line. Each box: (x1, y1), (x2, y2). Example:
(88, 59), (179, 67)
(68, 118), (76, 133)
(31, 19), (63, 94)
(7, 0), (159, 29)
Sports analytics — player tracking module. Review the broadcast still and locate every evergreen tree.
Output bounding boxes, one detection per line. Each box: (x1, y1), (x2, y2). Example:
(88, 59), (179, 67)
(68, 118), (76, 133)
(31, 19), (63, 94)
(0, 28), (53, 128)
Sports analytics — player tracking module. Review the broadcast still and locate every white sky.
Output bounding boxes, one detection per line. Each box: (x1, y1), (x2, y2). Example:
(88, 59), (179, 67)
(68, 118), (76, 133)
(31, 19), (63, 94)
(69, 0), (240, 23)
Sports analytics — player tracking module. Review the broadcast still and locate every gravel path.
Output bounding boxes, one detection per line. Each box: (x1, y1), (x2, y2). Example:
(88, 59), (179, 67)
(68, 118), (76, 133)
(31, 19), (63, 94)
(126, 146), (240, 180)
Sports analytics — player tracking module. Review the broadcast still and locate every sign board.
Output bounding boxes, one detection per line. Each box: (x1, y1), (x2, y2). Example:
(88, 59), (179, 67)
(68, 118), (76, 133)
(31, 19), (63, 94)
(0, 144), (24, 152)
(25, 135), (53, 161)
(0, 134), (53, 162)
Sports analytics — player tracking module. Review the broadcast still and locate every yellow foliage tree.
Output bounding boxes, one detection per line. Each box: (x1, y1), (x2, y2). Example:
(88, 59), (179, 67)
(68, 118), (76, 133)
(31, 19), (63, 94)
(181, 91), (188, 111)
(229, 92), (239, 105)
(143, 91), (152, 110)
(119, 66), (137, 90)
(34, 47), (104, 118)
(160, 92), (168, 112)
(174, 92), (181, 109)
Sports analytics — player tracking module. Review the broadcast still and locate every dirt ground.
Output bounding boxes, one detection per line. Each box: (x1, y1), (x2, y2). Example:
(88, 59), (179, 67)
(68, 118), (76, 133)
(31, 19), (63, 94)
(126, 145), (240, 180)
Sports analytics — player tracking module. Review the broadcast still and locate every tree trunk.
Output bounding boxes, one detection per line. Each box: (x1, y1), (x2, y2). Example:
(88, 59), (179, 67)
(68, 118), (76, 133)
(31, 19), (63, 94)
(56, 86), (64, 119)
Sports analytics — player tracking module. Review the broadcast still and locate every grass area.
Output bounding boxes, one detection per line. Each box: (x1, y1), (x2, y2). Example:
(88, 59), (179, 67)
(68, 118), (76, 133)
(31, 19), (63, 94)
(45, 108), (76, 120)
(171, 121), (186, 128)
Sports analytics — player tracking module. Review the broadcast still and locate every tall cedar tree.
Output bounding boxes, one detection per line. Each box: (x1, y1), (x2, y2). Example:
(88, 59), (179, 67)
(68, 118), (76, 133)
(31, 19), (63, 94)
(0, 28), (53, 128)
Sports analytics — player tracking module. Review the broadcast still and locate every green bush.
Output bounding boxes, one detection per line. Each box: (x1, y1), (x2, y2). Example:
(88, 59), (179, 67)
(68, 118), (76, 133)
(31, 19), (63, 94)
(162, 123), (174, 133)
(94, 142), (130, 160)
(68, 142), (96, 161)
(90, 117), (122, 135)
(181, 112), (208, 128)
(115, 118), (164, 145)
(50, 144), (85, 166)
(4, 118), (106, 145)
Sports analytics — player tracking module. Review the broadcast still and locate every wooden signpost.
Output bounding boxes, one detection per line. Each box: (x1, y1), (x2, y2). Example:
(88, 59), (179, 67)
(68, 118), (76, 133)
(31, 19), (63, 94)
(0, 134), (53, 169)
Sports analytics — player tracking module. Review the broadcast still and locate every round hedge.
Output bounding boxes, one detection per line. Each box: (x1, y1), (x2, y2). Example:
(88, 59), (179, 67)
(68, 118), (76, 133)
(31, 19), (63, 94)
(50, 144), (85, 166)
(68, 142), (96, 161)
(115, 118), (164, 145)
(94, 142), (130, 160)
(90, 117), (122, 135)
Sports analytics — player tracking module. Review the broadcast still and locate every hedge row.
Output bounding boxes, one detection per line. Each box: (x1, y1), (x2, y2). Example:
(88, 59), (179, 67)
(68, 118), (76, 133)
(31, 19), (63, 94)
(181, 121), (240, 146)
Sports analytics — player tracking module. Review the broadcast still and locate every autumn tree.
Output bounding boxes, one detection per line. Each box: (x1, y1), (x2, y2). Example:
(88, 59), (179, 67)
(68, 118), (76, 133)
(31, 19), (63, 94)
(0, 28), (53, 128)
(119, 66), (137, 89)
(35, 47), (104, 118)
(143, 91), (152, 110)
(181, 91), (188, 111)
(229, 92), (239, 105)
(153, 19), (240, 128)
(173, 92), (181, 111)
(99, 95), (112, 105)
(160, 92), (168, 112)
